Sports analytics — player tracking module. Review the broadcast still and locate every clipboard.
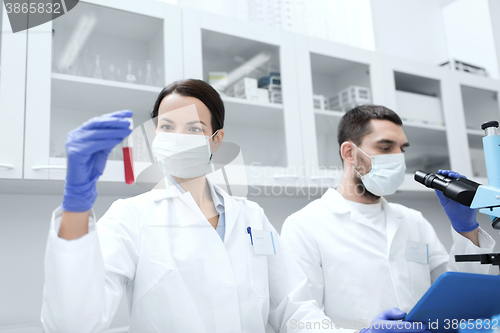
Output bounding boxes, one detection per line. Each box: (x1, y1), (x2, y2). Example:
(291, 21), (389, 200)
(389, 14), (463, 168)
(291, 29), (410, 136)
(405, 272), (500, 333)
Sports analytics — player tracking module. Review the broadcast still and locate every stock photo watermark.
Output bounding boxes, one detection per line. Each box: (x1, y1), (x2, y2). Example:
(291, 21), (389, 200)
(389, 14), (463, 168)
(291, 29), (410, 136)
(3, 0), (79, 33)
(247, 162), (371, 199)
(289, 319), (426, 331)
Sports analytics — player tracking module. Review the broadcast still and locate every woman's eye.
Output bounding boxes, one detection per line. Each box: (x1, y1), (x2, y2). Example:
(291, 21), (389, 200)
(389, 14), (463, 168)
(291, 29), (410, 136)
(161, 124), (174, 130)
(188, 127), (203, 133)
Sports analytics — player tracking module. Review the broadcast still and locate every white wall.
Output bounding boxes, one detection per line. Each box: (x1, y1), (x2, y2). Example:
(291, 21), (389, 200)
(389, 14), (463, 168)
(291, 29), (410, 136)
(442, 0), (499, 79)
(371, 0), (449, 65)
(0, 193), (131, 331)
(488, 0), (500, 77)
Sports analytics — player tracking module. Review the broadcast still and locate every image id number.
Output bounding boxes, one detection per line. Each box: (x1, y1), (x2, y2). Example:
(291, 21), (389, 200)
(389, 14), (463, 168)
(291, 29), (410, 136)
(5, 2), (61, 14)
(443, 319), (499, 330)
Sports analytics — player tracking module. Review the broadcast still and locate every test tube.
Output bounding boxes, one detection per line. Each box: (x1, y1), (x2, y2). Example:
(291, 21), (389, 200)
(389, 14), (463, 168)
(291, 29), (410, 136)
(123, 118), (134, 185)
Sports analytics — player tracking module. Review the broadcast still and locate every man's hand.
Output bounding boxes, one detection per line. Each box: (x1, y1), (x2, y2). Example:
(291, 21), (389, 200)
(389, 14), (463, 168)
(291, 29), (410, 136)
(359, 308), (429, 333)
(435, 170), (479, 246)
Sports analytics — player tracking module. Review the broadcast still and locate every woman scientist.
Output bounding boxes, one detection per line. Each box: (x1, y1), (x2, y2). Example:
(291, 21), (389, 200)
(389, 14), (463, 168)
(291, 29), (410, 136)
(41, 79), (334, 333)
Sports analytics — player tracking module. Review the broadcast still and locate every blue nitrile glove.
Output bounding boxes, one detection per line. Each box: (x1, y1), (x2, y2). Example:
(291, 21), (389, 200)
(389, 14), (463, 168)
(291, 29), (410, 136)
(61, 110), (133, 212)
(360, 308), (428, 333)
(435, 169), (479, 233)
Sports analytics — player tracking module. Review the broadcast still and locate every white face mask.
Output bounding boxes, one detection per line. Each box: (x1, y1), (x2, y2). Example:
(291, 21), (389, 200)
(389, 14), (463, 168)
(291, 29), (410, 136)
(351, 143), (406, 196)
(152, 130), (218, 179)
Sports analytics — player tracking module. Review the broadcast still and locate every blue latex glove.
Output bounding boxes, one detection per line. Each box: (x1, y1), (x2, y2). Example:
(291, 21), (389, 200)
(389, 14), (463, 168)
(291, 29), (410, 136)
(61, 110), (133, 212)
(435, 169), (479, 233)
(360, 308), (428, 333)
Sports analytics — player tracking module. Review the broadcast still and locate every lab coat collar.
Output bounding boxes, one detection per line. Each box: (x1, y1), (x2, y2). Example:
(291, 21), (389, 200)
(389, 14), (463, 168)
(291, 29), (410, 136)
(158, 175), (224, 213)
(149, 177), (242, 243)
(323, 188), (403, 237)
(212, 184), (243, 243)
(381, 197), (403, 250)
(150, 177), (183, 201)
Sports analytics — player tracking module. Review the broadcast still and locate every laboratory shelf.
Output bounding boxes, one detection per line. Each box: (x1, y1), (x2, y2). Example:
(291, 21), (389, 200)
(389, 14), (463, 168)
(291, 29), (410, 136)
(51, 73), (161, 112)
(402, 121), (446, 131)
(467, 129), (485, 136)
(403, 125), (450, 174)
(7, 1), (500, 193)
(394, 71), (441, 97)
(45, 158), (152, 183)
(51, 1), (165, 86)
(468, 132), (487, 177)
(221, 95), (284, 131)
(201, 29), (281, 85)
(49, 74), (157, 160)
(220, 96), (287, 168)
(221, 95), (282, 109)
(310, 52), (371, 100)
(461, 84), (500, 131)
(460, 82), (499, 178)
(314, 109), (345, 117)
(183, 8), (303, 171)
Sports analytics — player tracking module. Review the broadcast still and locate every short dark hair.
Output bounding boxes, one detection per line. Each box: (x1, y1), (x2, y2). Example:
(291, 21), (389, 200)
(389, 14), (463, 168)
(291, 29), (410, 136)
(337, 104), (403, 160)
(150, 79), (225, 133)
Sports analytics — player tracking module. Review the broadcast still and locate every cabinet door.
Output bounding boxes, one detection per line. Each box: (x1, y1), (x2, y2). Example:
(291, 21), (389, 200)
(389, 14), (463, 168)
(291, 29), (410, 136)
(295, 35), (383, 188)
(23, 0), (182, 182)
(182, 8), (304, 187)
(24, 19), (52, 180)
(0, 9), (27, 179)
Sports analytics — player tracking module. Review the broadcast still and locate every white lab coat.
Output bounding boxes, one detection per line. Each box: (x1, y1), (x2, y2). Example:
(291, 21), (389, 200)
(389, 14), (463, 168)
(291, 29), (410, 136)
(41, 182), (347, 333)
(281, 188), (496, 330)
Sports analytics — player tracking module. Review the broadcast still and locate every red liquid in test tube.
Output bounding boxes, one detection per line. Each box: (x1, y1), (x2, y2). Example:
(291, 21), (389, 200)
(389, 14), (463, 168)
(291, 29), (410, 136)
(123, 118), (134, 185)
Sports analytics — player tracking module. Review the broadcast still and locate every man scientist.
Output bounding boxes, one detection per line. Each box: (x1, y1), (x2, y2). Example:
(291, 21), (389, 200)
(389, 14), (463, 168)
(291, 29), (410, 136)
(281, 104), (496, 330)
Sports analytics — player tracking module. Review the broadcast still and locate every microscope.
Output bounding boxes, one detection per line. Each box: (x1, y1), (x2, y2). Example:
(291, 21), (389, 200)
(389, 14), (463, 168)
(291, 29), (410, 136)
(415, 120), (500, 272)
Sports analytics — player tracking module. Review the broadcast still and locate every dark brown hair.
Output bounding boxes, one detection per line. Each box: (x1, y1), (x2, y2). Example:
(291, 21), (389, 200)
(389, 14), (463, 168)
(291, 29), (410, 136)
(150, 79), (225, 133)
(337, 104), (403, 160)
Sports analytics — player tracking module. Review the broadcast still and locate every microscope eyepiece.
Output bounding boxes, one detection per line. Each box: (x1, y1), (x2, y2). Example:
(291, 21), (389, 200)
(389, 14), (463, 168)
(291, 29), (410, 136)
(482, 121), (499, 130)
(414, 170), (480, 207)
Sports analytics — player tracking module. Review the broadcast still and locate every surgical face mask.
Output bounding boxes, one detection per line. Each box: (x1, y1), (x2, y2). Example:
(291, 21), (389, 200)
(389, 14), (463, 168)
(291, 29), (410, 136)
(152, 130), (218, 179)
(351, 143), (406, 196)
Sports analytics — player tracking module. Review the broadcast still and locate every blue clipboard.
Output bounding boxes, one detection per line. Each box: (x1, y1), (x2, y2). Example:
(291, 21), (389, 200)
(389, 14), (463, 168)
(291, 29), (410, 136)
(405, 272), (500, 333)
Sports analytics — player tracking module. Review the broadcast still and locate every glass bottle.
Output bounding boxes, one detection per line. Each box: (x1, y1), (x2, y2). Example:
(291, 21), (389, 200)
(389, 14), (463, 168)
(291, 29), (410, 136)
(126, 60), (136, 84)
(108, 63), (116, 81)
(92, 55), (103, 79)
(145, 60), (154, 86)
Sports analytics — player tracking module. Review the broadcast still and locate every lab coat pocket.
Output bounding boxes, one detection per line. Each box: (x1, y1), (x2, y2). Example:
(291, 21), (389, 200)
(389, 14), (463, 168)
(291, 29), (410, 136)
(247, 249), (270, 298)
(408, 261), (431, 299)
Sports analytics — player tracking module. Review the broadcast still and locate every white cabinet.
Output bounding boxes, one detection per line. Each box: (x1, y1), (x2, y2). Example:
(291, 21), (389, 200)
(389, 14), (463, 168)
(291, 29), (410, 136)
(0, 8), (28, 179)
(294, 35), (385, 188)
(382, 55), (454, 184)
(23, 0), (182, 182)
(2, 3), (500, 193)
(182, 9), (304, 187)
(456, 72), (500, 178)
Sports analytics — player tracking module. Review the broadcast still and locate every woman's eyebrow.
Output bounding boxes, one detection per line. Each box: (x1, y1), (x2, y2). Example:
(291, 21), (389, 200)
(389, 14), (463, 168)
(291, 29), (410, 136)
(186, 120), (206, 125)
(159, 117), (174, 123)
